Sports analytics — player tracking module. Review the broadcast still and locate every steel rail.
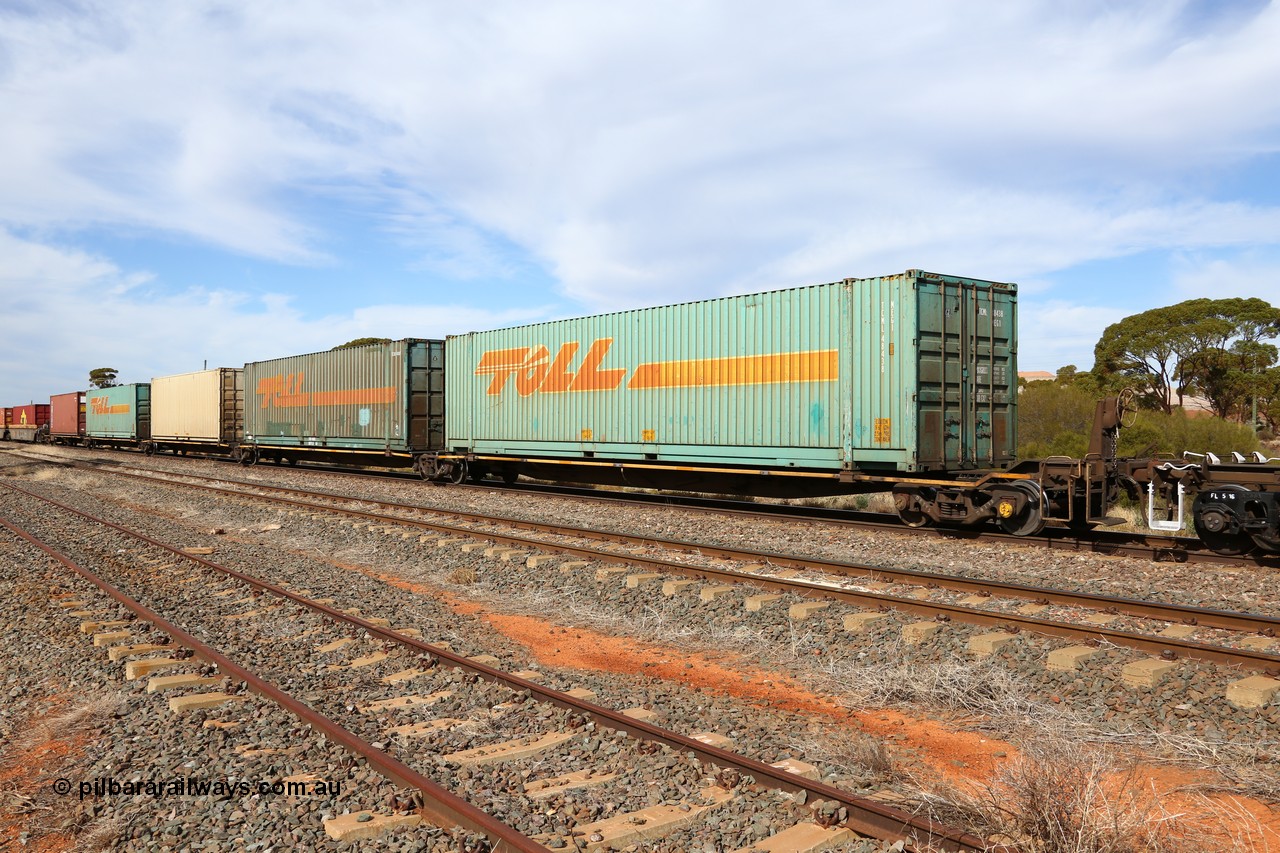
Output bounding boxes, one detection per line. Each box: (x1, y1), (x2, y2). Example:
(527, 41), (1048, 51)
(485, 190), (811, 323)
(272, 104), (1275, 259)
(456, 482), (1279, 568)
(7, 447), (1278, 569)
(0, 513), (550, 853)
(81, 463), (1280, 642)
(2, 480), (1006, 853)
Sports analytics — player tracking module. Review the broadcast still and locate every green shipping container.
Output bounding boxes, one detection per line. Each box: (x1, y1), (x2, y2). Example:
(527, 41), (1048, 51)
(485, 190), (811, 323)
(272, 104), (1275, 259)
(242, 340), (444, 455)
(86, 384), (151, 441)
(445, 270), (1016, 476)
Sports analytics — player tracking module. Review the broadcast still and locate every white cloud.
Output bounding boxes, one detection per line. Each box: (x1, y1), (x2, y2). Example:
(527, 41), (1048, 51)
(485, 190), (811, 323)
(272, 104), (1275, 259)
(0, 228), (552, 402)
(1018, 300), (1128, 373)
(1, 0), (1279, 384)
(4, 4), (1280, 270)
(1171, 252), (1280, 302)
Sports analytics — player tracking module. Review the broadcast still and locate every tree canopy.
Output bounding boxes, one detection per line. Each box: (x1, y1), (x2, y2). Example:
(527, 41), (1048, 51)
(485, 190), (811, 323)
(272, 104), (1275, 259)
(1092, 297), (1280, 421)
(333, 337), (392, 349)
(88, 367), (119, 388)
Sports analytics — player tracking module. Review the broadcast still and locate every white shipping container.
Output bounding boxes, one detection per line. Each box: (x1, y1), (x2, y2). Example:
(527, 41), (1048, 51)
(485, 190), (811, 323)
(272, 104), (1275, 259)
(151, 368), (243, 444)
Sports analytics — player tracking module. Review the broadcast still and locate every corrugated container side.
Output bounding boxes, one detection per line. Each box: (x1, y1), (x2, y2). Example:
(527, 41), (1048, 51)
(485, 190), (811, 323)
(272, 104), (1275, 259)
(152, 368), (244, 443)
(8, 404), (51, 427)
(446, 282), (851, 468)
(445, 270), (1016, 473)
(50, 392), (86, 436)
(243, 340), (443, 453)
(86, 384), (151, 440)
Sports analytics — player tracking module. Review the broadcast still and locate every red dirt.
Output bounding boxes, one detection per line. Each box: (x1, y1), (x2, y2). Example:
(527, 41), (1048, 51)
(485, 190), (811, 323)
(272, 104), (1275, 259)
(354, 564), (1280, 847)
(0, 694), (90, 853)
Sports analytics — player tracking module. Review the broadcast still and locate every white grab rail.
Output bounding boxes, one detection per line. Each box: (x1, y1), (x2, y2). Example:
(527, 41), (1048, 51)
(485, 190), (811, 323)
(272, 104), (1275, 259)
(1147, 481), (1185, 532)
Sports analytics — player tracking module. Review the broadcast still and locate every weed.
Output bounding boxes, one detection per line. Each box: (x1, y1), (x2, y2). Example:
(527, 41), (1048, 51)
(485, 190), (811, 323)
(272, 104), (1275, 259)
(910, 737), (1182, 853)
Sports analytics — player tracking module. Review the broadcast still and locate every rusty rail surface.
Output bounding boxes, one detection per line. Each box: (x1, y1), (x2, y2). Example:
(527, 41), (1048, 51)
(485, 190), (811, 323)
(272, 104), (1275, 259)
(0, 513), (551, 853)
(1, 480), (1006, 853)
(7, 446), (1279, 568)
(55, 463), (1280, 671)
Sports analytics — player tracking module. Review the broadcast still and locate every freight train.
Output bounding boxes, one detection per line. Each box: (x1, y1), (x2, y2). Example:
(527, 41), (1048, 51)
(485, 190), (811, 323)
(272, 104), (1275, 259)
(4, 269), (1278, 555)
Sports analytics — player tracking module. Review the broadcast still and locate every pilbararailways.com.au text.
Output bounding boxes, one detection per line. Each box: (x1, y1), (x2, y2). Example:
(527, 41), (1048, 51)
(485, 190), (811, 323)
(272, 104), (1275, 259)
(54, 777), (342, 800)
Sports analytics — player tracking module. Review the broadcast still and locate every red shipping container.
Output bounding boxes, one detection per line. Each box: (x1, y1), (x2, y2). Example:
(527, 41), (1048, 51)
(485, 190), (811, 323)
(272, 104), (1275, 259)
(50, 392), (86, 437)
(4, 403), (49, 441)
(9, 404), (50, 427)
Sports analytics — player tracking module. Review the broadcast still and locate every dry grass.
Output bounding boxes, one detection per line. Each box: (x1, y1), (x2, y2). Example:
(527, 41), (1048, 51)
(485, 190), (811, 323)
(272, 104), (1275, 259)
(8, 695), (123, 754)
(796, 731), (897, 782)
(1111, 729), (1280, 803)
(775, 492), (898, 513)
(910, 734), (1273, 853)
(810, 652), (1055, 724)
(70, 816), (125, 852)
(447, 566), (479, 585)
(2, 695), (126, 850)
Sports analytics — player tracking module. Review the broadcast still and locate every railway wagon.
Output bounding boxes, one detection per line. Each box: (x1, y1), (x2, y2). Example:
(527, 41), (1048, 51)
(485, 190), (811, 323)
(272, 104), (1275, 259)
(3, 403), (51, 442)
(241, 339), (445, 467)
(435, 270), (1017, 495)
(149, 368), (244, 455)
(85, 384), (151, 447)
(49, 391), (86, 443)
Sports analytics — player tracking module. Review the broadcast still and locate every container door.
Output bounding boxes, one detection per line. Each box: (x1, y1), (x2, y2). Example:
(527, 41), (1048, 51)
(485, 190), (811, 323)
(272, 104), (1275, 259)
(407, 340), (445, 451)
(221, 369), (245, 444)
(972, 286), (1016, 466)
(136, 385), (152, 441)
(915, 275), (1015, 470)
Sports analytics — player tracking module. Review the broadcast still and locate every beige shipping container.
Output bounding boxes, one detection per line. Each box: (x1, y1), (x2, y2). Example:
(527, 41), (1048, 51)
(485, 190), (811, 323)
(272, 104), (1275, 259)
(151, 368), (244, 445)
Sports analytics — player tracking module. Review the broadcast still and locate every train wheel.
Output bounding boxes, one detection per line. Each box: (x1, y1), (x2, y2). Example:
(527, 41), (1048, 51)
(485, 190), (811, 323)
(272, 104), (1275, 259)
(892, 487), (932, 528)
(995, 482), (1046, 536)
(238, 446), (259, 467)
(1193, 485), (1255, 556)
(448, 460), (468, 485)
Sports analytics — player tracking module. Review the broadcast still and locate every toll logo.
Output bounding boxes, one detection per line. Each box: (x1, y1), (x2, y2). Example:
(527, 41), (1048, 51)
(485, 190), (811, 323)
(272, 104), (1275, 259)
(89, 398), (130, 415)
(255, 373), (398, 409)
(475, 338), (838, 397)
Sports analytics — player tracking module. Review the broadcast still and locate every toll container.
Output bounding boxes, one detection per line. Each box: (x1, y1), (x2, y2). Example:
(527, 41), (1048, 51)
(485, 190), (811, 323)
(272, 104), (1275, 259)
(445, 270), (1016, 487)
(3, 404), (51, 441)
(151, 368), (244, 446)
(86, 384), (151, 442)
(49, 392), (86, 439)
(242, 339), (444, 460)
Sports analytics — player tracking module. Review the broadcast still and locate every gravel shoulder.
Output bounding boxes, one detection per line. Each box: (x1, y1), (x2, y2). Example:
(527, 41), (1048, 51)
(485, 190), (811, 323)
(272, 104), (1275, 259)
(4, 445), (1280, 850)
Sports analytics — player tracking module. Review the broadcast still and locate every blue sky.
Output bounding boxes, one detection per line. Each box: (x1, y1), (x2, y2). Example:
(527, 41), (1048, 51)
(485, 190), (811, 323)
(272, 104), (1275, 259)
(2, 0), (1279, 403)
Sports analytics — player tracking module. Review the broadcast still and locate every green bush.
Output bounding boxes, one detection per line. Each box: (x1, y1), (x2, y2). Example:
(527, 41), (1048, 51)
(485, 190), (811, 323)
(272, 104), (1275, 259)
(1016, 383), (1096, 459)
(1016, 383), (1260, 460)
(1122, 409), (1261, 458)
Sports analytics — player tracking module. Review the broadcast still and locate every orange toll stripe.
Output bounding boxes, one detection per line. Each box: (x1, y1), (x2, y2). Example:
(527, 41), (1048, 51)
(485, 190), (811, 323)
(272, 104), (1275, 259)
(474, 347), (531, 374)
(627, 350), (839, 390)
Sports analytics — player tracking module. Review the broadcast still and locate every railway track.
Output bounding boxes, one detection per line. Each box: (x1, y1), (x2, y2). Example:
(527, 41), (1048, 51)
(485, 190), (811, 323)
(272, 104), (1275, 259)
(10, 452), (1280, 680)
(0, 480), (1002, 852)
(13, 442), (1278, 569)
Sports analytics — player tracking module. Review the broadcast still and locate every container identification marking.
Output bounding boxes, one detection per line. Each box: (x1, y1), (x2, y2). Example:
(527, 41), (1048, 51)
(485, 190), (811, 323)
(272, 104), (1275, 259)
(873, 418), (891, 443)
(254, 373), (398, 409)
(475, 339), (839, 397)
(89, 397), (131, 415)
